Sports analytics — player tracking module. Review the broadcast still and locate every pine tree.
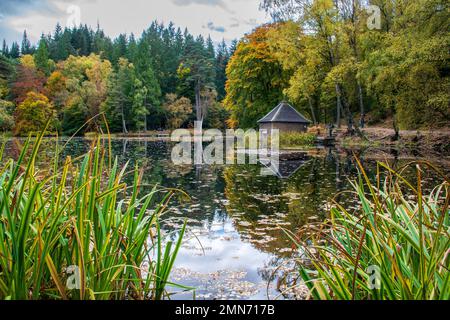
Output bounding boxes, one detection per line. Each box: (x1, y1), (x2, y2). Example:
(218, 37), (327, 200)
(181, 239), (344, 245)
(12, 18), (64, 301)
(132, 79), (149, 131)
(135, 40), (162, 127)
(206, 35), (215, 60)
(1, 40), (9, 57)
(127, 33), (138, 62)
(112, 34), (128, 65)
(215, 39), (229, 100)
(178, 35), (216, 123)
(10, 42), (20, 59)
(21, 30), (32, 55)
(34, 36), (52, 75)
(229, 39), (238, 56)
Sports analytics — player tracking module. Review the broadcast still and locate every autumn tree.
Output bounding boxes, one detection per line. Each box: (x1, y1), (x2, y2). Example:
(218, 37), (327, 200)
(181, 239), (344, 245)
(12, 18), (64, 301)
(224, 24), (290, 128)
(45, 71), (68, 113)
(162, 93), (193, 129)
(60, 54), (112, 134)
(14, 91), (57, 135)
(11, 55), (46, 104)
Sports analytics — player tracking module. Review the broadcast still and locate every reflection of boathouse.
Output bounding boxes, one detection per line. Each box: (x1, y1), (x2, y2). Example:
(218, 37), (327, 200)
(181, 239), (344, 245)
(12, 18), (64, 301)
(260, 151), (310, 179)
(258, 102), (311, 134)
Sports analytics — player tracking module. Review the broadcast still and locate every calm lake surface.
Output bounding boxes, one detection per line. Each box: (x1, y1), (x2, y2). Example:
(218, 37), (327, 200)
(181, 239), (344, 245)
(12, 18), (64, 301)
(2, 137), (449, 300)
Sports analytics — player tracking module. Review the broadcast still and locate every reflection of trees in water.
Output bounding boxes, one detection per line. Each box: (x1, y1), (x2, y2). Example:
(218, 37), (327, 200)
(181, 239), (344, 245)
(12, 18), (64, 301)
(7, 138), (444, 245)
(223, 150), (374, 257)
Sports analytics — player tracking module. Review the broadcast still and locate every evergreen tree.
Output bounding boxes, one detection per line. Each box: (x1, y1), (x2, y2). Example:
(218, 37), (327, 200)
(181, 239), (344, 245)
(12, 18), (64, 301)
(215, 39), (229, 100)
(34, 36), (52, 75)
(135, 40), (162, 128)
(10, 42), (20, 59)
(206, 35), (216, 60)
(112, 34), (128, 65)
(21, 30), (33, 55)
(229, 39), (238, 56)
(102, 58), (135, 133)
(1, 40), (9, 57)
(127, 33), (138, 62)
(131, 79), (149, 131)
(178, 35), (216, 123)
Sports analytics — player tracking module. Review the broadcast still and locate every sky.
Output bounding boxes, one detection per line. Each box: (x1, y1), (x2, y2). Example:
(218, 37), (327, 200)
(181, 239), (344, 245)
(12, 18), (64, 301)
(0, 0), (270, 45)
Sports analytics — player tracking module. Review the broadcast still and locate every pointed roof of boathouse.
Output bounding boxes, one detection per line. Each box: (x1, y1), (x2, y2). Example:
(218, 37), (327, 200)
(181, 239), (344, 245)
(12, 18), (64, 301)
(258, 102), (311, 124)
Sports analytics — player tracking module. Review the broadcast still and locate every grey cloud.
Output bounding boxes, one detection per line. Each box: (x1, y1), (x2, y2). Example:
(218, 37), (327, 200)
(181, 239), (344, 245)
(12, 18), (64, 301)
(0, 0), (60, 17)
(0, 0), (66, 43)
(229, 17), (257, 28)
(171, 0), (235, 13)
(205, 21), (226, 33)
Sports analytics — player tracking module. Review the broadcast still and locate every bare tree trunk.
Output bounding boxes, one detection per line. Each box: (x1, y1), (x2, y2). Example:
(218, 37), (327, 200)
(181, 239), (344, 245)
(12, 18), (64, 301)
(358, 83), (365, 128)
(121, 103), (128, 134)
(195, 81), (202, 123)
(337, 84), (365, 139)
(144, 98), (149, 132)
(309, 97), (317, 125)
(335, 84), (342, 128)
(392, 106), (400, 141)
(336, 84), (353, 133)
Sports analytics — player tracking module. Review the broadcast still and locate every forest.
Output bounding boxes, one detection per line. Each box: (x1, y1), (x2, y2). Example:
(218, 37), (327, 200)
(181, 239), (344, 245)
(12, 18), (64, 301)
(0, 0), (449, 137)
(0, 21), (232, 135)
(226, 0), (449, 135)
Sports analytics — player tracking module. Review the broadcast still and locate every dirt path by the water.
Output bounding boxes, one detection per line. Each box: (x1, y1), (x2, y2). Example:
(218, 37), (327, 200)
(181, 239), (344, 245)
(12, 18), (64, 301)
(332, 127), (450, 155)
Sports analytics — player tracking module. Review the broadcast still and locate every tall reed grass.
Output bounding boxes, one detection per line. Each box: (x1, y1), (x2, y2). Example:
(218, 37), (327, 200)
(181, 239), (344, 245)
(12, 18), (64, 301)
(291, 160), (449, 300)
(0, 128), (187, 300)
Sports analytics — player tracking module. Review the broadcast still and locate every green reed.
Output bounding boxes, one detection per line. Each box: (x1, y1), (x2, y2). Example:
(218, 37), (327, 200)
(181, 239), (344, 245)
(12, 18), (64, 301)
(291, 159), (449, 300)
(0, 128), (187, 300)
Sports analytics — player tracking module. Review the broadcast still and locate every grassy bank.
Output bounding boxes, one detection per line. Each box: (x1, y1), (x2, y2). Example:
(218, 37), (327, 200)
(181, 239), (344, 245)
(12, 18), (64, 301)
(292, 160), (449, 300)
(0, 129), (187, 300)
(280, 132), (317, 149)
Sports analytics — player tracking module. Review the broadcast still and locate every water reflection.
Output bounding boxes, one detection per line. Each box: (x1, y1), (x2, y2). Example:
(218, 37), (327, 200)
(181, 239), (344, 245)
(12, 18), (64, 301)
(1, 137), (447, 300)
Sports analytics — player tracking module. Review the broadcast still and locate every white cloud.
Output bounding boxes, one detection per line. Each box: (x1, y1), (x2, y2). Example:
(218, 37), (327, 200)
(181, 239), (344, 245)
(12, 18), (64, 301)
(0, 0), (270, 44)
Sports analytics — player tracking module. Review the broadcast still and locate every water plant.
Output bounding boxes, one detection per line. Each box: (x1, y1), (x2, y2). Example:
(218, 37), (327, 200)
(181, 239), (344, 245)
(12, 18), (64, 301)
(0, 128), (187, 300)
(291, 160), (449, 300)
